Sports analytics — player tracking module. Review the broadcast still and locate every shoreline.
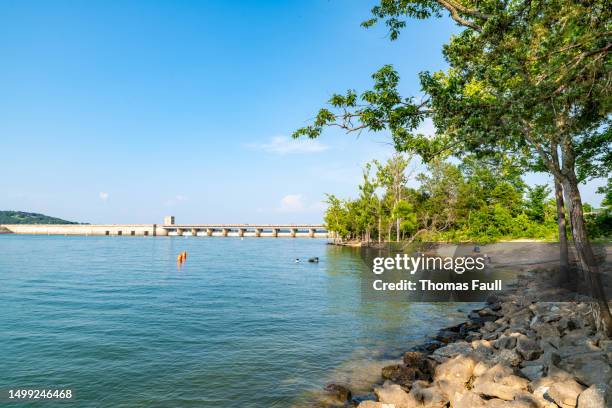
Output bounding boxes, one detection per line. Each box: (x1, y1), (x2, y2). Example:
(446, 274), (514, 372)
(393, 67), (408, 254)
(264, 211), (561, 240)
(322, 265), (612, 407)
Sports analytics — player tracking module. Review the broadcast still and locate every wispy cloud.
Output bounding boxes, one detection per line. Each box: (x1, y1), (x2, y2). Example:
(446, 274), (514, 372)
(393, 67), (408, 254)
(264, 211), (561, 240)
(99, 192), (109, 201)
(246, 136), (329, 155)
(278, 194), (304, 212)
(165, 194), (187, 206)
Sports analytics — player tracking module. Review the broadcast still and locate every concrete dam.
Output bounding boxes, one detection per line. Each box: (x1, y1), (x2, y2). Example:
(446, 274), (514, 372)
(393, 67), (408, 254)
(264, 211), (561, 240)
(0, 216), (331, 238)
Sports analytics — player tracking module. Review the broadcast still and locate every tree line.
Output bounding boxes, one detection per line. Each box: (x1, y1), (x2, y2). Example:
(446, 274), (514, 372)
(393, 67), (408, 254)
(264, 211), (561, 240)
(325, 154), (577, 244)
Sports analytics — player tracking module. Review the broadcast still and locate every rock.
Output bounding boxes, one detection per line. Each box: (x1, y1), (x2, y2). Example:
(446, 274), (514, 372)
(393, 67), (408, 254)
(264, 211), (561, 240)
(324, 383), (352, 403)
(562, 358), (612, 387)
(483, 321), (500, 332)
(548, 379), (586, 408)
(520, 365), (544, 381)
(495, 334), (517, 350)
(558, 316), (579, 332)
(403, 351), (428, 372)
(513, 390), (546, 408)
(436, 329), (460, 344)
(561, 328), (594, 346)
(478, 307), (500, 317)
(430, 341), (472, 363)
(408, 380), (448, 408)
(357, 401), (385, 408)
(490, 348), (523, 367)
(472, 364), (529, 401)
(434, 355), (475, 386)
(449, 390), (488, 408)
(374, 382), (417, 408)
(577, 383), (611, 408)
(465, 331), (483, 342)
(532, 322), (561, 343)
(516, 334), (543, 361)
(382, 363), (427, 388)
(473, 361), (491, 377)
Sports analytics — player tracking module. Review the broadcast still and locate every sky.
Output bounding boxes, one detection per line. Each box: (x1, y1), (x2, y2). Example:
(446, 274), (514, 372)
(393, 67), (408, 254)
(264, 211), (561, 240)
(0, 0), (606, 224)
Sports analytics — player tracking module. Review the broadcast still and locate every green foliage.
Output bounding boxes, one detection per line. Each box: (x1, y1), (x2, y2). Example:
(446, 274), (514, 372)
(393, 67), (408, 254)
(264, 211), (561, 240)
(0, 211), (78, 225)
(324, 157), (559, 243)
(525, 185), (551, 222)
(586, 178), (612, 239)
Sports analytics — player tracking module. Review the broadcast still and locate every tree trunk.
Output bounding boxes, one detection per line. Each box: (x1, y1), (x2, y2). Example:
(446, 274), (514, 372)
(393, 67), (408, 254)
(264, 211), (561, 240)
(396, 218), (400, 242)
(554, 178), (570, 283)
(378, 216), (382, 243)
(562, 174), (612, 336)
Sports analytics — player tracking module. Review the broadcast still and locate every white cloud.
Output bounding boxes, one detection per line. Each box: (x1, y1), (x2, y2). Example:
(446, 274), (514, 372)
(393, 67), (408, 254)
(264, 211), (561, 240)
(279, 194), (305, 212)
(99, 192), (109, 201)
(165, 195), (187, 206)
(246, 136), (329, 155)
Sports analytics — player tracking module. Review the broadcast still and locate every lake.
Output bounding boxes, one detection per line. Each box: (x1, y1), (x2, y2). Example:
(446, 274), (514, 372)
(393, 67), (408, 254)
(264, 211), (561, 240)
(0, 235), (470, 407)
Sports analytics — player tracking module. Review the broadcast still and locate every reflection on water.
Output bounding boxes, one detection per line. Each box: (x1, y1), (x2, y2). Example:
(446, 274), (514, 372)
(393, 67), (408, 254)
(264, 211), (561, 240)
(0, 236), (476, 408)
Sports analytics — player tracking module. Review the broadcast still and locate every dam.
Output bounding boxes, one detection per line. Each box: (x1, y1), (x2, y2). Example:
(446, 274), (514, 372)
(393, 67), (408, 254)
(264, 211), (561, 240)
(0, 216), (331, 238)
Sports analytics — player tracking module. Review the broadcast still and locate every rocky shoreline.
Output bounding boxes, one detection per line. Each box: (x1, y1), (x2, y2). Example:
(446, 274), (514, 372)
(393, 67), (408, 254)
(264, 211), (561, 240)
(323, 267), (612, 408)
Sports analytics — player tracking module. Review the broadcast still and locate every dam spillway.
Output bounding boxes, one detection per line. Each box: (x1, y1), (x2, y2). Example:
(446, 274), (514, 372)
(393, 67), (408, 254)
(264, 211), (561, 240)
(0, 216), (330, 238)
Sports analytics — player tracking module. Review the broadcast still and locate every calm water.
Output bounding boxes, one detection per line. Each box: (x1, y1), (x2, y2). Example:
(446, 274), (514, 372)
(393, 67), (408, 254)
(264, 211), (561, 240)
(0, 236), (471, 407)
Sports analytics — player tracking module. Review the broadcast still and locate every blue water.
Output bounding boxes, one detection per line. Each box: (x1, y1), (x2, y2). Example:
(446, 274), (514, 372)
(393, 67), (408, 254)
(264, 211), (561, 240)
(0, 236), (470, 407)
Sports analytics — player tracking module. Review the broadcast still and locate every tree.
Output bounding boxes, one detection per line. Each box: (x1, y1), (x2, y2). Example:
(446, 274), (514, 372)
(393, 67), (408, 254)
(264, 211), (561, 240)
(375, 154), (411, 241)
(526, 185), (551, 223)
(294, 1), (612, 334)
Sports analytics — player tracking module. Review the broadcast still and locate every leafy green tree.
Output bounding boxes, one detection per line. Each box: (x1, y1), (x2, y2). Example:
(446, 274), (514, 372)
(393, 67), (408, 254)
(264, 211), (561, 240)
(526, 185), (551, 223)
(374, 154), (412, 241)
(296, 0), (612, 334)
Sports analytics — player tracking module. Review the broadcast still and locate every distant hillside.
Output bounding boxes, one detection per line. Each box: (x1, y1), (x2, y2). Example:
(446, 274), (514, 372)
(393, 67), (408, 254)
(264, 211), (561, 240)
(0, 211), (79, 225)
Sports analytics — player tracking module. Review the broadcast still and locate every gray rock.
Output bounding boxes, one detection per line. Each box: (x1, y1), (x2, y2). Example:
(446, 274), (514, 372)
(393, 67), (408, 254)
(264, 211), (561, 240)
(520, 364), (544, 381)
(494, 334), (517, 350)
(483, 321), (500, 332)
(562, 358), (612, 387)
(430, 341), (472, 363)
(577, 383), (611, 408)
(517, 334), (543, 360)
(532, 321), (561, 340)
(548, 379), (586, 408)
(490, 348), (523, 367)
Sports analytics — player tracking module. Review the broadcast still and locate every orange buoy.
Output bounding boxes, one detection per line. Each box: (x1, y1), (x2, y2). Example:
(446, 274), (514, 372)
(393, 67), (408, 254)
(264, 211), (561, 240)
(177, 254), (183, 263)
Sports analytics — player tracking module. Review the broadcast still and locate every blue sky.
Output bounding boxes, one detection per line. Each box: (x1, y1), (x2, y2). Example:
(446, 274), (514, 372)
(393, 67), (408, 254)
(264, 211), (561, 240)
(0, 1), (606, 224)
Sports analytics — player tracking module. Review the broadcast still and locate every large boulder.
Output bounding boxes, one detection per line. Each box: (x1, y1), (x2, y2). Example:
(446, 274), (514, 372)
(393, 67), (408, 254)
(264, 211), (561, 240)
(433, 355), (475, 386)
(577, 383), (611, 408)
(373, 382), (417, 408)
(471, 364), (529, 401)
(408, 380), (448, 408)
(548, 379), (586, 408)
